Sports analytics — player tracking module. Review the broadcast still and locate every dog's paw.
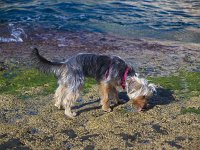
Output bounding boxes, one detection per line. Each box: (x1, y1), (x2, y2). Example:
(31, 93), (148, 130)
(102, 106), (112, 112)
(100, 100), (104, 106)
(65, 110), (77, 118)
(55, 103), (61, 109)
(55, 103), (64, 110)
(72, 112), (77, 117)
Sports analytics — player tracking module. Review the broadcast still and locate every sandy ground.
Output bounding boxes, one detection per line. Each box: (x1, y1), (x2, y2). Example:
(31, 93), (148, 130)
(0, 30), (200, 149)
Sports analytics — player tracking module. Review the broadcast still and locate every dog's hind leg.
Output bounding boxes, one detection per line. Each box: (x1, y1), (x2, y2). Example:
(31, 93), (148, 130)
(100, 82), (112, 112)
(54, 84), (64, 109)
(62, 89), (80, 118)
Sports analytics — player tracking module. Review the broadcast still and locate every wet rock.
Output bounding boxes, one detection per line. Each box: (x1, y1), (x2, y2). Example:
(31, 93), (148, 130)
(43, 136), (54, 142)
(63, 141), (71, 150)
(0, 133), (7, 138)
(175, 136), (186, 141)
(13, 147), (30, 150)
(27, 128), (39, 135)
(138, 140), (150, 144)
(0, 62), (8, 71)
(142, 67), (156, 75)
(182, 55), (194, 63)
(166, 141), (182, 149)
(0, 138), (30, 150)
(83, 145), (95, 150)
(26, 109), (38, 115)
(3, 72), (17, 79)
(118, 132), (141, 142)
(192, 65), (200, 72)
(122, 105), (137, 113)
(125, 142), (133, 147)
(188, 137), (193, 141)
(63, 129), (77, 139)
(152, 124), (168, 135)
(80, 134), (99, 141)
(0, 112), (7, 123)
(99, 38), (107, 41)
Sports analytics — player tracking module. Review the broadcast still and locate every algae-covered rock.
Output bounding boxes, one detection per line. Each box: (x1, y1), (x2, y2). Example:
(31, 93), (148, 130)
(0, 52), (200, 149)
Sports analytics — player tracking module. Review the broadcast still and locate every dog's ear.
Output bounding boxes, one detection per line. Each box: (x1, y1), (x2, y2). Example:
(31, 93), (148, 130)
(126, 76), (142, 93)
(148, 83), (157, 93)
(126, 77), (133, 93)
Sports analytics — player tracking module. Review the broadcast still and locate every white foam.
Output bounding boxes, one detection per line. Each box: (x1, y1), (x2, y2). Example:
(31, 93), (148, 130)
(0, 24), (26, 43)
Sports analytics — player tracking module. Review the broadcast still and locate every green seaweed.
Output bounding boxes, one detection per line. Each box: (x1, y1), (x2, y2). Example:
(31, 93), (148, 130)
(0, 65), (97, 99)
(181, 107), (200, 115)
(0, 67), (57, 98)
(148, 76), (183, 90)
(148, 71), (200, 91)
(148, 71), (200, 100)
(83, 77), (97, 93)
(183, 72), (200, 91)
(1, 63), (199, 101)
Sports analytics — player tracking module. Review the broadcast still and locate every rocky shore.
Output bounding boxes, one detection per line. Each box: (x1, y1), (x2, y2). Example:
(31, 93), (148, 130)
(0, 30), (200, 149)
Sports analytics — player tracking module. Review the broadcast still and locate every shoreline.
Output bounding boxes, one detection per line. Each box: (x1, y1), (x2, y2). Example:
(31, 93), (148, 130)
(0, 27), (200, 149)
(0, 27), (200, 77)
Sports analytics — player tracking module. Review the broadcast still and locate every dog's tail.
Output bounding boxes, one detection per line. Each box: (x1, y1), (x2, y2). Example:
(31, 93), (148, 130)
(31, 48), (64, 76)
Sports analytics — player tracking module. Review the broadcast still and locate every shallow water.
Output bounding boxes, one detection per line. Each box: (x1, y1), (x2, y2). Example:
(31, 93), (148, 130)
(0, 0), (200, 43)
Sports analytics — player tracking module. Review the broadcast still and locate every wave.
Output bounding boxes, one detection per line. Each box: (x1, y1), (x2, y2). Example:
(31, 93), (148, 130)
(0, 24), (26, 43)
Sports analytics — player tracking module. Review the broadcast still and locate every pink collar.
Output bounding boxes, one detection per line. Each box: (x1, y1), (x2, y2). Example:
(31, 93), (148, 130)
(121, 67), (131, 89)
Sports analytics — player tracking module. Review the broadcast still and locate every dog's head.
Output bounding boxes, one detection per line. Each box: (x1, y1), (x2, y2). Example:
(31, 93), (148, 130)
(126, 75), (156, 112)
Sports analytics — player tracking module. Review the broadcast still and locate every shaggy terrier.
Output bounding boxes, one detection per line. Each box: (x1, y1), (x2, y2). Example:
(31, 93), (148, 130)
(32, 48), (156, 118)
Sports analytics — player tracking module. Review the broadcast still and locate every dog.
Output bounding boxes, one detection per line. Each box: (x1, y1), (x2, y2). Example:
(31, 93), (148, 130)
(32, 48), (156, 118)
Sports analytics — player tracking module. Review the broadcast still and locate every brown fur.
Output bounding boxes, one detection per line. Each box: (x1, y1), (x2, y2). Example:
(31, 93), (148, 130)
(110, 86), (120, 104)
(132, 96), (148, 112)
(100, 82), (112, 112)
(99, 81), (123, 112)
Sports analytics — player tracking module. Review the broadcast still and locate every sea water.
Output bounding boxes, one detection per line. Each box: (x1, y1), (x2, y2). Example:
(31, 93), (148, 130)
(0, 0), (200, 43)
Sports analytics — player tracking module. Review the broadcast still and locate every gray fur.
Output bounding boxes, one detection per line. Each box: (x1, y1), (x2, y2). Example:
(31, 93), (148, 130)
(32, 48), (155, 118)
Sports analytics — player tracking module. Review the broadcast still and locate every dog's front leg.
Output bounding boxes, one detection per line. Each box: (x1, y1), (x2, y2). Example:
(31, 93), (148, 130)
(100, 82), (112, 112)
(110, 86), (122, 104)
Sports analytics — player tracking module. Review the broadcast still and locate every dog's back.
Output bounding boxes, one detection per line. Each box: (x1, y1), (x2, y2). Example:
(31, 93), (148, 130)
(75, 53), (112, 80)
(32, 48), (135, 82)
